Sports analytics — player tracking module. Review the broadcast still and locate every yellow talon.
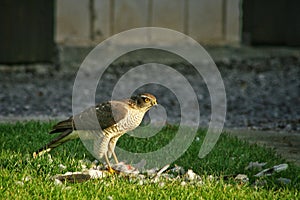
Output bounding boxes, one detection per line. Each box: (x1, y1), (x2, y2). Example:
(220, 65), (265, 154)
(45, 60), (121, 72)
(107, 167), (115, 174)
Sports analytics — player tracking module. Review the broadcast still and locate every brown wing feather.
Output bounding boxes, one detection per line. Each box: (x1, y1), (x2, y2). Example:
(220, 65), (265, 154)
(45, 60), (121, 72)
(96, 100), (129, 129)
(50, 100), (129, 134)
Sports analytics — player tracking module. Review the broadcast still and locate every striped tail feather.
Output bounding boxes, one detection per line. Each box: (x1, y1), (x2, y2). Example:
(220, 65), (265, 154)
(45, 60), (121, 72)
(49, 117), (75, 134)
(33, 118), (77, 158)
(33, 130), (79, 157)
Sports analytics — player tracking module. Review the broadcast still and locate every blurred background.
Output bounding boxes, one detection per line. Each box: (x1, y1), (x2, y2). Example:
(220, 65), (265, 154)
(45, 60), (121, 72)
(0, 0), (299, 135)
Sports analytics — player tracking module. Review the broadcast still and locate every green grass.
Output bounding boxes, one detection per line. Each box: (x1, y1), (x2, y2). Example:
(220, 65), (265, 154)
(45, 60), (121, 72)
(0, 121), (299, 199)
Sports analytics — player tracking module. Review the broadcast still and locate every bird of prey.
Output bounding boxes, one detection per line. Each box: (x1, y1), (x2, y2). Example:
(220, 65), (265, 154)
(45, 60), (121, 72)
(33, 93), (157, 172)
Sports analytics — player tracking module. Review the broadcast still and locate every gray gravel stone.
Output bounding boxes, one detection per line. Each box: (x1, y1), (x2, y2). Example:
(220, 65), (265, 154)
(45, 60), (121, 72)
(0, 46), (299, 133)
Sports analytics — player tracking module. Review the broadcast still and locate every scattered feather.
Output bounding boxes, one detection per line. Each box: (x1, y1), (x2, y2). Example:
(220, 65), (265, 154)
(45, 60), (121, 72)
(254, 163), (288, 177)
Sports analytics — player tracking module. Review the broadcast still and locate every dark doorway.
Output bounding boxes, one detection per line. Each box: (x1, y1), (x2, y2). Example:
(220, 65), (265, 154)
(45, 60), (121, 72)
(242, 0), (300, 46)
(0, 1), (55, 64)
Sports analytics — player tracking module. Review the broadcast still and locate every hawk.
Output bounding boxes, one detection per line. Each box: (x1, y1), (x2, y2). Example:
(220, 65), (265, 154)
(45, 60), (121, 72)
(33, 93), (157, 172)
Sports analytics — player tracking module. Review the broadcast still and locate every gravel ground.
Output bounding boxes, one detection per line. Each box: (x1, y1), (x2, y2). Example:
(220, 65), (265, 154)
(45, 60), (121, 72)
(0, 46), (299, 133)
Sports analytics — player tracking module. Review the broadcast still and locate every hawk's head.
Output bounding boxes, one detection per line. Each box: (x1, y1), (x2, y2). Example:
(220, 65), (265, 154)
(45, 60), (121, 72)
(131, 93), (157, 110)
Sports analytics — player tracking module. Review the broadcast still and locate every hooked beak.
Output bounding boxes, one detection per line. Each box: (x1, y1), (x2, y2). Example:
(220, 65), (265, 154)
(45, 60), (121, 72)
(152, 100), (158, 108)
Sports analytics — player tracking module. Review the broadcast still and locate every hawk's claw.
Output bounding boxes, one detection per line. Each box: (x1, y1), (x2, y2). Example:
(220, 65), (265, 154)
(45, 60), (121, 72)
(107, 166), (115, 174)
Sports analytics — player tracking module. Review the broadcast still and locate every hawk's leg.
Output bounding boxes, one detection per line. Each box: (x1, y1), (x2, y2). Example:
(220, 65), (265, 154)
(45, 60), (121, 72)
(108, 135), (121, 164)
(97, 134), (115, 172)
(104, 152), (115, 173)
(109, 145), (119, 164)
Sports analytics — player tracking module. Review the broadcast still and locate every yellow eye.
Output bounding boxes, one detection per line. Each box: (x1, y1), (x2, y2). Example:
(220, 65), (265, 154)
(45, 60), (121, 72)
(144, 98), (150, 103)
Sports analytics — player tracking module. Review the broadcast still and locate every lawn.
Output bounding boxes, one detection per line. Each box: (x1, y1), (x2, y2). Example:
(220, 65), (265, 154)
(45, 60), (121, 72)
(0, 121), (299, 199)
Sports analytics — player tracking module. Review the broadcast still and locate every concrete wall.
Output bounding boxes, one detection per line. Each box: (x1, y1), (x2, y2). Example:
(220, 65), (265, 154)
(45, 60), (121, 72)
(56, 0), (241, 46)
